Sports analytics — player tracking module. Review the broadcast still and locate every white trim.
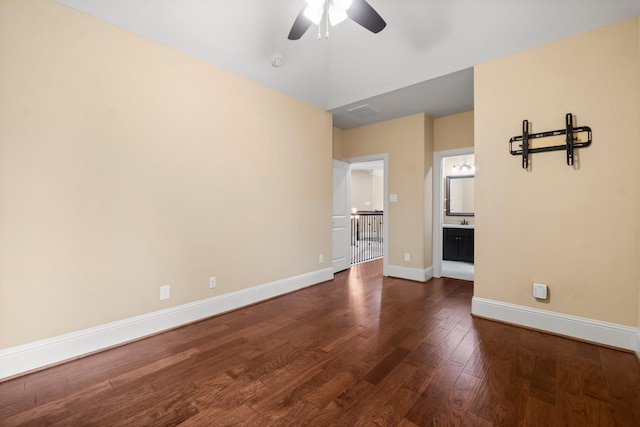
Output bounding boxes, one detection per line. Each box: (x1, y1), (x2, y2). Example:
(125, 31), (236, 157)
(0, 267), (334, 381)
(433, 147), (474, 278)
(636, 328), (640, 358)
(425, 266), (434, 282)
(343, 154), (389, 277)
(441, 267), (474, 282)
(472, 297), (638, 352)
(387, 264), (433, 282)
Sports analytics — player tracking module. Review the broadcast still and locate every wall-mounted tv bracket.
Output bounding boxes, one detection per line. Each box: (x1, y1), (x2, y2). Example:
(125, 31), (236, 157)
(509, 113), (592, 169)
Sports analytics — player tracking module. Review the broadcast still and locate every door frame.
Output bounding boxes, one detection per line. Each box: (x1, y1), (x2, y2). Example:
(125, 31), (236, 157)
(343, 153), (389, 276)
(433, 147), (474, 278)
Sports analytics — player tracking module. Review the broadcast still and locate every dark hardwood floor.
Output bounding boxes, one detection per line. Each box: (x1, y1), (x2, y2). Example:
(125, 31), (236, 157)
(1, 259), (639, 426)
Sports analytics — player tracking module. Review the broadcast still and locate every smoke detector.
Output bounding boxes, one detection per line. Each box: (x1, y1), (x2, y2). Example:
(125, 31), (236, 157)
(271, 53), (284, 67)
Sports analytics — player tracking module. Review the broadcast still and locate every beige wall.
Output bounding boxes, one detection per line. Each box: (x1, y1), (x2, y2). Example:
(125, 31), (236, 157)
(372, 175), (384, 212)
(0, 0), (332, 348)
(351, 171), (382, 211)
(434, 111), (474, 152)
(434, 111), (475, 224)
(333, 127), (345, 160)
(351, 170), (372, 211)
(475, 17), (640, 326)
(338, 114), (432, 270)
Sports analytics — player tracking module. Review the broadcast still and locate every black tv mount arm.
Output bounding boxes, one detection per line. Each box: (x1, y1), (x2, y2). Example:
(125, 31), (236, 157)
(509, 113), (592, 169)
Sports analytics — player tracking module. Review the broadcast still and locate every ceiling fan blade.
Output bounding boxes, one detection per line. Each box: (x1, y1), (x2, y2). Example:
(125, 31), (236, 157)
(288, 8), (313, 40)
(347, 0), (386, 34)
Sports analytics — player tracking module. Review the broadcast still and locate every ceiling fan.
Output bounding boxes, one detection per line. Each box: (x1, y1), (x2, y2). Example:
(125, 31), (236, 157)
(288, 0), (387, 40)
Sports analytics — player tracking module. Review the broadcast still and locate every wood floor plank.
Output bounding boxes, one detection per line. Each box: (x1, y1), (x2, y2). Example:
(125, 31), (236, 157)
(404, 380), (451, 425)
(286, 356), (371, 409)
(190, 374), (268, 421)
(109, 386), (200, 427)
(403, 324), (451, 368)
(3, 380), (112, 426)
(523, 396), (555, 426)
(400, 363), (439, 396)
(182, 403), (258, 427)
(397, 419), (422, 427)
(468, 356), (530, 425)
(462, 335), (491, 379)
(2, 258), (639, 425)
(361, 346), (411, 385)
(369, 386), (420, 427)
(462, 412), (494, 426)
(598, 345), (640, 423)
(225, 341), (303, 381)
(420, 322), (471, 370)
(403, 359), (478, 426)
(555, 389), (587, 426)
(449, 372), (482, 422)
(57, 381), (166, 426)
(108, 348), (200, 389)
(331, 360), (418, 426)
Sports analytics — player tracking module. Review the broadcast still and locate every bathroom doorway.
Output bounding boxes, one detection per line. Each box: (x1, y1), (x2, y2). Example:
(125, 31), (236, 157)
(433, 148), (475, 281)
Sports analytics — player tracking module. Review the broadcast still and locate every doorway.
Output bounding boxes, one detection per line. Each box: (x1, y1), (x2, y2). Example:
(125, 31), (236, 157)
(350, 160), (384, 265)
(433, 148), (475, 280)
(344, 154), (389, 276)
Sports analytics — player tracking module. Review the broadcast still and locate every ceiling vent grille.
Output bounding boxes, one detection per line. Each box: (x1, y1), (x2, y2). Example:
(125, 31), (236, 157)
(347, 104), (379, 118)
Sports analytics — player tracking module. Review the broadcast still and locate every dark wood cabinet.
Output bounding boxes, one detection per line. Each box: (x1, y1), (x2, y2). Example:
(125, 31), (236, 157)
(443, 227), (474, 263)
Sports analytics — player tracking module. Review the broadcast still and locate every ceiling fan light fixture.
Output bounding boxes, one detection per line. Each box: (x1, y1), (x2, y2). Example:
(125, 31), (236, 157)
(288, 0), (385, 40)
(328, 5), (348, 26)
(303, 5), (323, 25)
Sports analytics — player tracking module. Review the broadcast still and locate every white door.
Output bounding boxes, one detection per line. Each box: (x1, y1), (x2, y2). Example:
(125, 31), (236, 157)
(332, 160), (351, 273)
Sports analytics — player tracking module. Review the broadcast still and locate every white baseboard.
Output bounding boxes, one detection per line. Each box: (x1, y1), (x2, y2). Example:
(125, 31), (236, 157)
(0, 267), (334, 381)
(425, 266), (434, 282)
(386, 265), (433, 282)
(472, 297), (638, 352)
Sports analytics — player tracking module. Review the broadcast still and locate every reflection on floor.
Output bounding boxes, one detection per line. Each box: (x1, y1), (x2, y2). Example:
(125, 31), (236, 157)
(442, 260), (474, 281)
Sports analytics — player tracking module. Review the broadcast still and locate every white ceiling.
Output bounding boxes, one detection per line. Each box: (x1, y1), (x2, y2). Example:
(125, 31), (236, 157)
(56, 0), (640, 129)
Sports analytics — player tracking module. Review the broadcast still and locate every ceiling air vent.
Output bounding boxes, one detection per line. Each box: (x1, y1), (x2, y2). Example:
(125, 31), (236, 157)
(347, 104), (379, 118)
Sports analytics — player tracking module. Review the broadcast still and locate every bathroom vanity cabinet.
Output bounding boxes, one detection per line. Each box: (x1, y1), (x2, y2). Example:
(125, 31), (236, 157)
(443, 227), (474, 263)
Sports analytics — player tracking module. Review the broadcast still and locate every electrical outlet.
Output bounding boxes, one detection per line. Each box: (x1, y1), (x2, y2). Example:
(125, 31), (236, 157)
(160, 285), (170, 300)
(318, 254), (324, 264)
(209, 277), (216, 289)
(404, 253), (410, 262)
(533, 282), (548, 299)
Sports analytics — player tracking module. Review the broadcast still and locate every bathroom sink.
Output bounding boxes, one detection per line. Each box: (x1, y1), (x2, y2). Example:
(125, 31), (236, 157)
(443, 223), (474, 229)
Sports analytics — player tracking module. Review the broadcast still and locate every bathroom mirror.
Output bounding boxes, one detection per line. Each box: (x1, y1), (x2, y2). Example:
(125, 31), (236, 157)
(446, 175), (474, 216)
